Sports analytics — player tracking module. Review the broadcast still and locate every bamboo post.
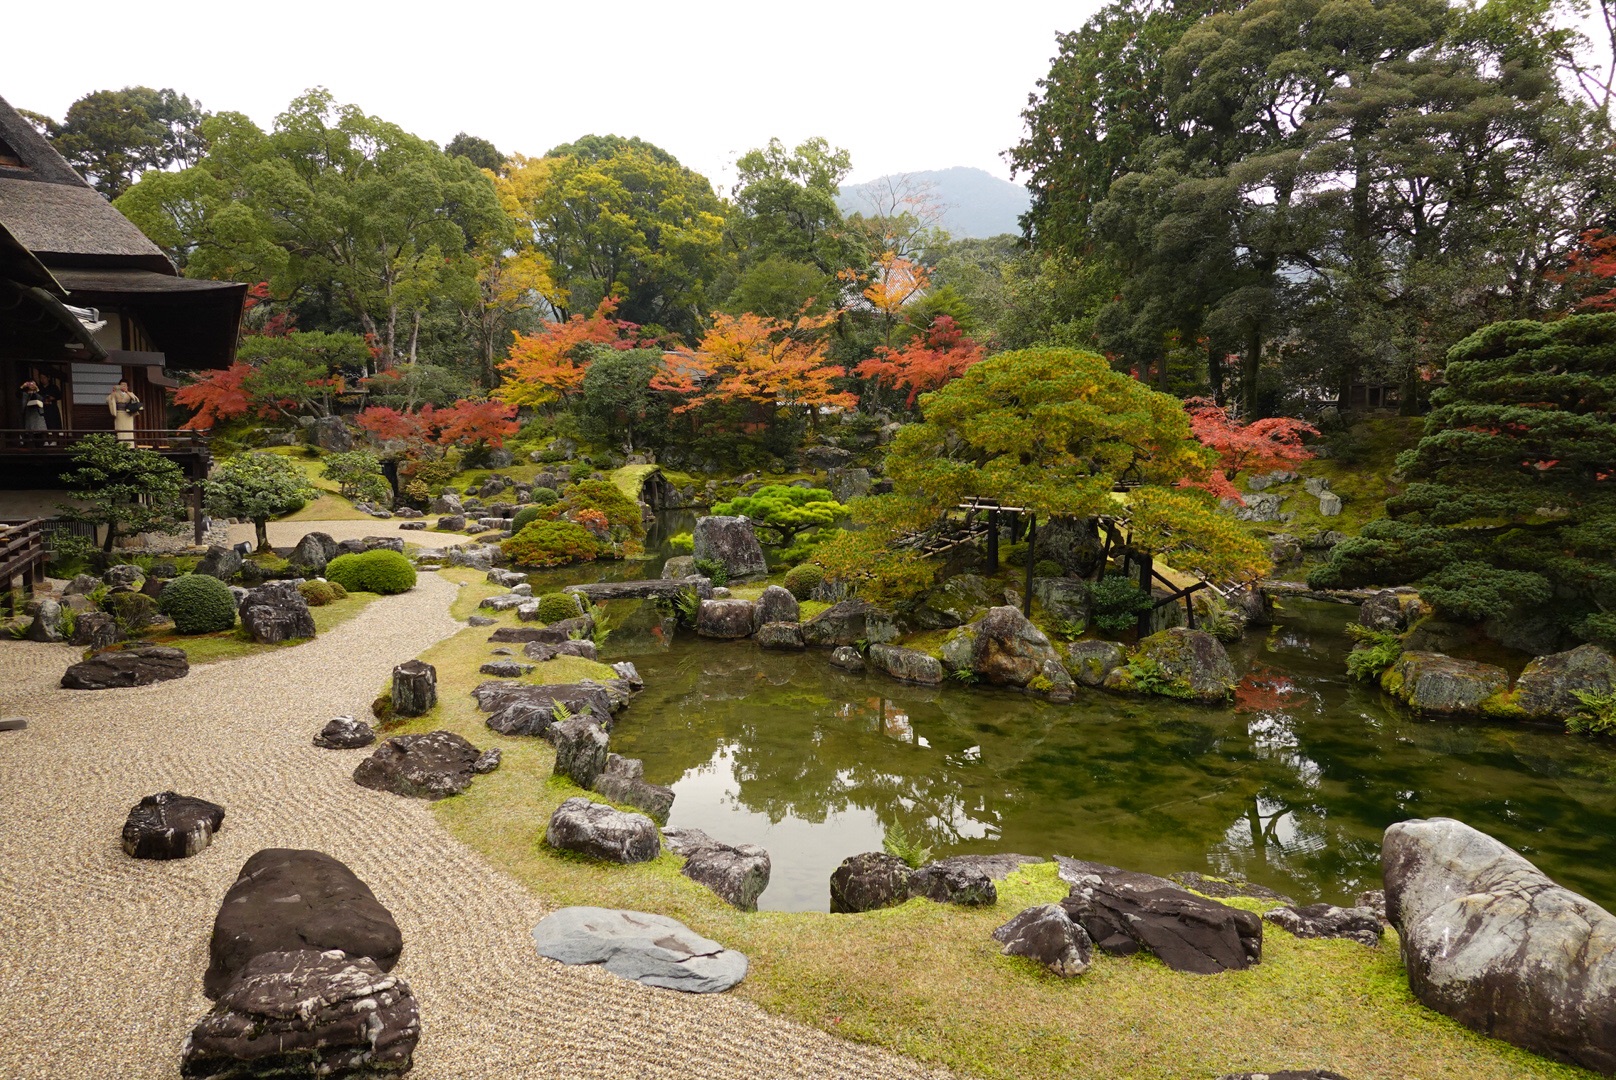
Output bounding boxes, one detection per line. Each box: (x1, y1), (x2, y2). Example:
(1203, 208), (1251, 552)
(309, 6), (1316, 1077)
(986, 509), (999, 572)
(1023, 513), (1036, 618)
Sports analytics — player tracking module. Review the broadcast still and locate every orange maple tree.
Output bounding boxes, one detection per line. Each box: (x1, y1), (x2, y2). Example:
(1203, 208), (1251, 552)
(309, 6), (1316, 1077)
(856, 316), (985, 407)
(175, 362), (254, 430)
(1552, 229), (1616, 311)
(498, 299), (648, 406)
(653, 310), (854, 416)
(1182, 397), (1318, 501)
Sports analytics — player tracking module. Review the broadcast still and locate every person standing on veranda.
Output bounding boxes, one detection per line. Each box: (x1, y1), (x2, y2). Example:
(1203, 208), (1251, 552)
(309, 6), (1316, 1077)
(107, 379), (140, 444)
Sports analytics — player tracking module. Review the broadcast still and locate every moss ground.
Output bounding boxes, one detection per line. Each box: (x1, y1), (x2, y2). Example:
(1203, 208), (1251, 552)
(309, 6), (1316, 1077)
(139, 589), (382, 665)
(400, 568), (1595, 1080)
(609, 463), (659, 501)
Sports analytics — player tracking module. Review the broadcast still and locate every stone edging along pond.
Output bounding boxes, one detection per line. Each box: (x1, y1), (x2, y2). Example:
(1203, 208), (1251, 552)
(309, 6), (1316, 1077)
(340, 562), (1616, 1080)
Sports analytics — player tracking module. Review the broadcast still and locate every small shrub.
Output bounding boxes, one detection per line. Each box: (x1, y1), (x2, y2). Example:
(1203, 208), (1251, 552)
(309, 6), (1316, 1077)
(529, 487), (559, 506)
(404, 457), (458, 490)
(401, 479), (430, 509)
(323, 450), (392, 506)
(656, 586), (701, 628)
(1032, 559), (1063, 579)
(569, 462), (594, 481)
(784, 563), (824, 600)
(502, 521), (600, 568)
(325, 549), (417, 594)
(1090, 576), (1153, 634)
(536, 592), (582, 623)
(299, 580), (337, 606)
(694, 557), (729, 587)
(156, 574), (237, 634)
(1345, 624), (1403, 681)
(511, 506), (546, 534)
(667, 531), (694, 555)
(327, 581), (348, 599)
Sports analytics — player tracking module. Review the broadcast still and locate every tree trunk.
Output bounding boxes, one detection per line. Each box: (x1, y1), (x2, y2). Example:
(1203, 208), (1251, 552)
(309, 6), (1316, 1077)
(1242, 328), (1264, 418)
(254, 518), (271, 552)
(392, 660), (438, 717)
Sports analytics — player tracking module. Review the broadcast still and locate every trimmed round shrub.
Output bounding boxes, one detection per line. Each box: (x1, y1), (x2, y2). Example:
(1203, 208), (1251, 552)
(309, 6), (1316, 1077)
(502, 521), (600, 568)
(299, 580), (337, 606)
(535, 592), (582, 624)
(328, 581), (348, 600)
(511, 505), (546, 534)
(1033, 559), (1063, 579)
(1002, 541), (1030, 567)
(529, 486), (559, 506)
(157, 573), (238, 634)
(784, 563), (824, 601)
(325, 549), (417, 595)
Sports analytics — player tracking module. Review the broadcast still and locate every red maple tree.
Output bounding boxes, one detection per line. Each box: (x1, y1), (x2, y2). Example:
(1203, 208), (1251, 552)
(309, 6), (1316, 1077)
(1182, 397), (1318, 501)
(174, 362), (254, 430)
(1552, 229), (1616, 311)
(856, 316), (985, 407)
(498, 299), (649, 405)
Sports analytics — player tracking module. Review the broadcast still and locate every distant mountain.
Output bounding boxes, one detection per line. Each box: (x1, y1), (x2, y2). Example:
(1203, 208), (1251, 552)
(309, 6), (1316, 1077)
(836, 167), (1030, 240)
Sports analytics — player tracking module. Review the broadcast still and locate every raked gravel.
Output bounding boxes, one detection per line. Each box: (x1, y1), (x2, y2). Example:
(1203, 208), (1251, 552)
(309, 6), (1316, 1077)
(0, 564), (950, 1080)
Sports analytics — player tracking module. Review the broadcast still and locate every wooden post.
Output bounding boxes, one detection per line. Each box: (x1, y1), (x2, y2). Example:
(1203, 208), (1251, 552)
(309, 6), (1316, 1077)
(1022, 513), (1036, 617)
(191, 484), (204, 545)
(1007, 510), (1022, 544)
(392, 660), (438, 717)
(1135, 553), (1154, 638)
(986, 509), (999, 572)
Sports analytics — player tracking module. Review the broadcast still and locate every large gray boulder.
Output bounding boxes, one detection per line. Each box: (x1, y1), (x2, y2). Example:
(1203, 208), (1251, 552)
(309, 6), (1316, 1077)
(1382, 652), (1508, 715)
(696, 598), (755, 639)
(307, 415), (353, 451)
(1384, 817), (1616, 1073)
(992, 904), (1092, 977)
(591, 754), (675, 824)
(968, 606), (1073, 695)
(531, 907), (747, 993)
(830, 852), (912, 913)
(802, 599), (897, 648)
(203, 849), (401, 999)
(195, 544), (243, 582)
(910, 573), (997, 630)
(661, 555), (698, 579)
(664, 828), (772, 911)
(238, 582), (316, 645)
(692, 515), (768, 581)
(756, 621), (805, 650)
(866, 643), (945, 686)
(1033, 578), (1091, 629)
(1359, 589), (1430, 634)
(484, 683), (616, 736)
(61, 646), (188, 689)
(352, 730), (485, 800)
(1110, 627), (1238, 703)
(288, 531), (339, 574)
(545, 797), (661, 863)
(751, 585), (799, 631)
(181, 949), (419, 1078)
(552, 717), (610, 789)
(121, 792), (225, 860)
(1511, 644), (1616, 721)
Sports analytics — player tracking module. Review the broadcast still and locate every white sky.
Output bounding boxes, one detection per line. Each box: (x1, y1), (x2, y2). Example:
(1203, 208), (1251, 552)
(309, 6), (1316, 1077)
(7, 0), (1102, 193)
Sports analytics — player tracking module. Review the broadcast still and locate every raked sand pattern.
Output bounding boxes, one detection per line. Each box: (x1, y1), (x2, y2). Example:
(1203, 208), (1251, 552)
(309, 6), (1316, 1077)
(0, 567), (949, 1080)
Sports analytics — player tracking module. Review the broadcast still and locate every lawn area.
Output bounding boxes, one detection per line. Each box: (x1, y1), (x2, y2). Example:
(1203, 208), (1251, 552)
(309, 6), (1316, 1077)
(139, 589), (383, 665)
(257, 446), (373, 522)
(391, 569), (1595, 1080)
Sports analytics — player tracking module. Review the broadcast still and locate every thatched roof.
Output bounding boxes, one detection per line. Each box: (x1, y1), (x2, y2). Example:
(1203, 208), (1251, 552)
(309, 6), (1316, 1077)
(0, 94), (173, 273)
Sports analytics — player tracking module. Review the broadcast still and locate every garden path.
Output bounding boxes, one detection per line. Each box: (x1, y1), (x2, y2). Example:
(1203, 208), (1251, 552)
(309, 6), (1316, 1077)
(225, 517), (456, 552)
(0, 560), (947, 1079)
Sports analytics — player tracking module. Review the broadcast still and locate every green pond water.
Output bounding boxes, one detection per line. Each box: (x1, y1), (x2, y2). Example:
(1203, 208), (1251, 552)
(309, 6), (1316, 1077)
(533, 519), (1616, 913)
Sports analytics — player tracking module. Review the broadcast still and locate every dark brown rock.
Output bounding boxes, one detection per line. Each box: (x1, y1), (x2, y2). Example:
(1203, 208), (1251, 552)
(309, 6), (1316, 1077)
(830, 852), (912, 913)
(238, 582), (316, 645)
(203, 849), (402, 999)
(1264, 903), (1382, 947)
(696, 598), (756, 639)
(68, 610), (118, 649)
(390, 660), (437, 717)
(313, 715), (375, 750)
(591, 753), (675, 823)
(352, 730), (483, 799)
(1059, 859), (1262, 974)
(61, 646), (188, 690)
(992, 903), (1092, 976)
(909, 856), (997, 905)
(970, 606), (1068, 688)
(121, 792), (225, 860)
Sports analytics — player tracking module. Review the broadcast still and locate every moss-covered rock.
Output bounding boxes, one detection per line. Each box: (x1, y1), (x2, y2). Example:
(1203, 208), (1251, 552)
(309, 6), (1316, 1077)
(1509, 644), (1616, 721)
(1381, 651), (1509, 715)
(1116, 628), (1238, 703)
(1067, 640), (1124, 687)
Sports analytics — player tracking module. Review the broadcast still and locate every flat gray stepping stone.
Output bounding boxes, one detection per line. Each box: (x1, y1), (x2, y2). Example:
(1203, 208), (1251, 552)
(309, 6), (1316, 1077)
(531, 906), (747, 993)
(0, 718), (27, 732)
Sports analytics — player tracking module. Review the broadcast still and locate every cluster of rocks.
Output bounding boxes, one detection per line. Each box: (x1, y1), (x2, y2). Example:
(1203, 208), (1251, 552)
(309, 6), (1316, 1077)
(1232, 470), (1343, 522)
(181, 849), (419, 1077)
(831, 852), (1037, 913)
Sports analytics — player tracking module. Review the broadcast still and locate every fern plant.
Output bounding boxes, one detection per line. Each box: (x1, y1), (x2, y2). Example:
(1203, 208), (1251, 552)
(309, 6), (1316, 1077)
(947, 667), (979, 685)
(550, 701), (576, 725)
(882, 821), (933, 869)
(1345, 624), (1403, 682)
(1125, 656), (1191, 699)
(1567, 689), (1616, 736)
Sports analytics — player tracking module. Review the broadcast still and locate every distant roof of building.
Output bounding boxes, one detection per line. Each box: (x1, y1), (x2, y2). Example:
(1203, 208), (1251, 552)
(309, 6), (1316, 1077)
(0, 93), (174, 273)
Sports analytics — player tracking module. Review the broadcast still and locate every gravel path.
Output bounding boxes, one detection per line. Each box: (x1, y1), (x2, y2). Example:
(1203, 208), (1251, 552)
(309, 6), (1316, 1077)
(0, 566), (948, 1080)
(225, 517), (459, 552)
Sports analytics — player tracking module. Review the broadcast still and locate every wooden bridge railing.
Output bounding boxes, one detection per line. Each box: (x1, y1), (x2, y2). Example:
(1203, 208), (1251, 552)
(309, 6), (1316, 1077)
(0, 429), (209, 455)
(0, 519), (48, 612)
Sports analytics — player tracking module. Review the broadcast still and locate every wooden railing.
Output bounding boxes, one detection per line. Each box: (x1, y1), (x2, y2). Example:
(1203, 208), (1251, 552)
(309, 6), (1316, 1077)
(0, 429), (209, 454)
(0, 519), (48, 609)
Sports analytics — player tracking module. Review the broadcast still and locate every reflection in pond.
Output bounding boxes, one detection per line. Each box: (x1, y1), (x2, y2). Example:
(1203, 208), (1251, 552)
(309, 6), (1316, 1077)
(528, 548), (1616, 912)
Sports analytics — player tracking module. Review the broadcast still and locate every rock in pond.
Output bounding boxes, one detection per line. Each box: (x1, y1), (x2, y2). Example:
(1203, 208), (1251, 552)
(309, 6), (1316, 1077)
(1359, 588), (1430, 633)
(1384, 816), (1616, 1073)
(203, 848), (402, 998)
(695, 598), (755, 639)
(1067, 640), (1124, 687)
(1381, 652), (1508, 715)
(993, 904), (1093, 977)
(692, 515), (768, 581)
(531, 906), (747, 993)
(352, 730), (485, 800)
(1263, 903), (1382, 947)
(828, 645), (865, 672)
(756, 621), (805, 650)
(1511, 644), (1616, 721)
(830, 852), (913, 914)
(122, 792), (225, 860)
(664, 827), (772, 911)
(238, 582), (316, 645)
(966, 606), (1070, 689)
(181, 949), (419, 1079)
(751, 585), (799, 631)
(61, 646), (188, 690)
(545, 797), (661, 863)
(313, 715), (375, 750)
(802, 599), (897, 648)
(867, 643), (945, 685)
(1058, 858), (1262, 974)
(1109, 628), (1238, 703)
(591, 753), (675, 824)
(661, 555), (697, 579)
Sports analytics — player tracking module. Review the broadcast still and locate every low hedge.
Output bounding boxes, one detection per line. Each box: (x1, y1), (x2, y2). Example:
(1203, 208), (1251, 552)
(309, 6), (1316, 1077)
(157, 573), (238, 634)
(325, 549), (417, 595)
(502, 521), (599, 568)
